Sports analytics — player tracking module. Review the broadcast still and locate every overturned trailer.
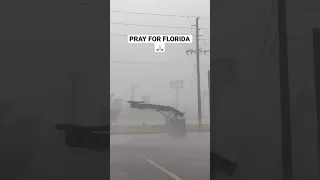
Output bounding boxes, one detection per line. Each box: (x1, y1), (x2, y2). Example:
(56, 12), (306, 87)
(127, 101), (186, 137)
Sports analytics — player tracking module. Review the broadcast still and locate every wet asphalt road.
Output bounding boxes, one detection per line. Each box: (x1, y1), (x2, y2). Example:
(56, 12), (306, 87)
(110, 132), (210, 180)
(0, 124), (209, 180)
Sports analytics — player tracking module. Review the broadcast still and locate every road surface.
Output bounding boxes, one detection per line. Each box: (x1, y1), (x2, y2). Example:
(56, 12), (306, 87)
(0, 123), (209, 180)
(111, 132), (210, 180)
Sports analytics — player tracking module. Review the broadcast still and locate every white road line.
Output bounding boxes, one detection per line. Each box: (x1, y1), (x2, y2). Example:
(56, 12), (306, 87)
(141, 155), (183, 180)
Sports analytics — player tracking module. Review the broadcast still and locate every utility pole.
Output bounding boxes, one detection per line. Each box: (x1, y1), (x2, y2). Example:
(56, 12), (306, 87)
(170, 80), (183, 110)
(186, 18), (210, 129)
(131, 84), (137, 101)
(176, 88), (179, 109)
(196, 17), (202, 129)
(208, 70), (210, 111)
(278, 0), (293, 179)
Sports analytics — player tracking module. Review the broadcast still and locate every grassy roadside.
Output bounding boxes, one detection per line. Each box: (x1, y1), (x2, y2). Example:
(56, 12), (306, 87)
(111, 124), (210, 135)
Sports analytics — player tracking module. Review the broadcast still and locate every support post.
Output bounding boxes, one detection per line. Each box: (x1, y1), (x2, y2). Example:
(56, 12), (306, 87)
(278, 0), (293, 178)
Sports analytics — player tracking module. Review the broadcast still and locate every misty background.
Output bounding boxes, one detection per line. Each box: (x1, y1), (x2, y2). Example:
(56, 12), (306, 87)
(110, 0), (210, 125)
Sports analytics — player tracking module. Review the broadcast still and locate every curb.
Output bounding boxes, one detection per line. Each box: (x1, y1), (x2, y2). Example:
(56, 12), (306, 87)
(110, 130), (210, 135)
(110, 131), (164, 135)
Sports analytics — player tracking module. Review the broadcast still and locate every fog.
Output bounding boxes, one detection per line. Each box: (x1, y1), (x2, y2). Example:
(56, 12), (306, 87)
(110, 0), (210, 121)
(110, 1), (211, 180)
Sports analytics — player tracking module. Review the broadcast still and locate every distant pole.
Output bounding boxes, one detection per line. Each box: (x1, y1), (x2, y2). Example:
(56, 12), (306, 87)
(131, 84), (137, 101)
(278, 0), (293, 179)
(208, 70), (210, 111)
(196, 17), (202, 129)
(131, 84), (135, 101)
(176, 89), (179, 109)
(201, 90), (204, 115)
(171, 80), (183, 109)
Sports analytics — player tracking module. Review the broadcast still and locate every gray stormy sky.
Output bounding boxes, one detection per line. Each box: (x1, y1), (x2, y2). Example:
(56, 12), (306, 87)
(110, 0), (210, 108)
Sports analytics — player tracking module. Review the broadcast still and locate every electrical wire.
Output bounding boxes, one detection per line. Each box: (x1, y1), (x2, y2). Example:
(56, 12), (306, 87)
(111, 10), (210, 87)
(111, 61), (168, 64)
(111, 10), (210, 19)
(111, 10), (210, 96)
(111, 61), (193, 68)
(110, 33), (127, 37)
(186, 16), (193, 35)
(111, 22), (205, 30)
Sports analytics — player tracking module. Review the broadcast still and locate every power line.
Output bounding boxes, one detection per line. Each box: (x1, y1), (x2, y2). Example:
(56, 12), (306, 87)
(111, 61), (193, 68)
(110, 33), (127, 37)
(111, 22), (206, 30)
(111, 61), (168, 64)
(187, 17), (193, 35)
(186, 49), (210, 55)
(111, 10), (210, 19)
